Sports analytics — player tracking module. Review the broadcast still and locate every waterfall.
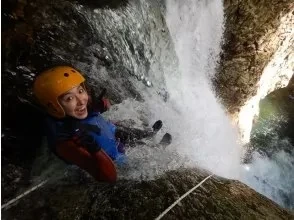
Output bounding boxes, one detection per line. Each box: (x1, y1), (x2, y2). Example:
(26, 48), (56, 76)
(162, 1), (294, 209)
(28, 0), (292, 209)
(160, 0), (241, 178)
(105, 0), (241, 180)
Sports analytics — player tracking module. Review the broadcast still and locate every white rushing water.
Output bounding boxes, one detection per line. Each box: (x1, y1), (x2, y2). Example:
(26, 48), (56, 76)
(24, 0), (291, 211)
(241, 148), (294, 209)
(26, 0), (292, 210)
(109, 0), (241, 179)
(160, 0), (293, 209)
(156, 0), (241, 178)
(109, 0), (293, 209)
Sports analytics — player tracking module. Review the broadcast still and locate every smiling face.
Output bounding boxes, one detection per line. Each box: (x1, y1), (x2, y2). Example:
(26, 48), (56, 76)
(58, 84), (89, 119)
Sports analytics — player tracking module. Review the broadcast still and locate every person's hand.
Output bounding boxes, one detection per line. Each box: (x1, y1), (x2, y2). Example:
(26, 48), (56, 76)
(73, 130), (101, 153)
(101, 98), (111, 111)
(117, 140), (125, 154)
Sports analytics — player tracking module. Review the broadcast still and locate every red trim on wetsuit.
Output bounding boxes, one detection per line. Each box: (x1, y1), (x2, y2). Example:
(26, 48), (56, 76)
(56, 139), (117, 182)
(88, 97), (110, 113)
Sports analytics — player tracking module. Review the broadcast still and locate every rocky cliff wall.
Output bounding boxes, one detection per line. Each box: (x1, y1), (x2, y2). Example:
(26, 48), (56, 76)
(214, 0), (293, 142)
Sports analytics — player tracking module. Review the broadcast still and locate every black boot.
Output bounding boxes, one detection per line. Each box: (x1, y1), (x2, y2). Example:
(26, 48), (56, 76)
(160, 133), (172, 146)
(152, 120), (163, 133)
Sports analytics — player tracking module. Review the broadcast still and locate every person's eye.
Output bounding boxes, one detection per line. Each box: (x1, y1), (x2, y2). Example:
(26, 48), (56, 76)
(65, 96), (74, 102)
(79, 88), (85, 93)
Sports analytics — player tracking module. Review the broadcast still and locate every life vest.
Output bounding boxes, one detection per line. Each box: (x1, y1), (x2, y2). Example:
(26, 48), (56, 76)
(45, 112), (126, 164)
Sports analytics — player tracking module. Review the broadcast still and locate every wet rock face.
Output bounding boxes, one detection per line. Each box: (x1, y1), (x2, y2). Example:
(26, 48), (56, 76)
(77, 0), (129, 9)
(2, 0), (171, 105)
(214, 0), (293, 118)
(2, 168), (293, 220)
(2, 0), (294, 219)
(2, 0), (176, 212)
(2, 0), (173, 208)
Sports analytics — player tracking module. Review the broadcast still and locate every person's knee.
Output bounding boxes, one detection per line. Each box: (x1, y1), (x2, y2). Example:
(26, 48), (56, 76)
(92, 150), (117, 183)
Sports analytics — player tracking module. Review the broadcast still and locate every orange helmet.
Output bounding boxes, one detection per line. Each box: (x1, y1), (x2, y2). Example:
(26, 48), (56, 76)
(33, 66), (85, 118)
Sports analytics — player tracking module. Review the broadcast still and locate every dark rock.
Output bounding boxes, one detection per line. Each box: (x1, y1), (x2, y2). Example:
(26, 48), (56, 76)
(214, 0), (293, 116)
(2, 0), (293, 218)
(2, 168), (293, 220)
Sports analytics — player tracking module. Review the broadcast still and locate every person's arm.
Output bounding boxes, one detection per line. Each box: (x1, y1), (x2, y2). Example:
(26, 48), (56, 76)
(55, 139), (117, 182)
(88, 88), (111, 113)
(93, 98), (111, 113)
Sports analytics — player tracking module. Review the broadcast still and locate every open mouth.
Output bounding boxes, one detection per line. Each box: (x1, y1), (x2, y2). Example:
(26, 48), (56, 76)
(75, 107), (87, 115)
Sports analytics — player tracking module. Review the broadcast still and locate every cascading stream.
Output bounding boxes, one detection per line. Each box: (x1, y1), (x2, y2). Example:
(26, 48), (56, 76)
(108, 0), (293, 210)
(106, 0), (241, 180)
(25, 0), (292, 210)
(161, 0), (241, 179)
(160, 0), (293, 210)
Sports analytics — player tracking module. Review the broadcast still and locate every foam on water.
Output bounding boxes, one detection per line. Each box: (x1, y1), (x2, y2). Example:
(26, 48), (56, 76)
(105, 0), (241, 180)
(107, 0), (293, 209)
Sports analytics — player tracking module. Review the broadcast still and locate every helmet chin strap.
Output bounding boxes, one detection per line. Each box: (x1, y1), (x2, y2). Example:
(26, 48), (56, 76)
(47, 101), (66, 118)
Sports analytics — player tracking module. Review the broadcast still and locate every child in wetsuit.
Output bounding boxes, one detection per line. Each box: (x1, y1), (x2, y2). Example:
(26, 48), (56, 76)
(33, 66), (171, 182)
(33, 66), (126, 182)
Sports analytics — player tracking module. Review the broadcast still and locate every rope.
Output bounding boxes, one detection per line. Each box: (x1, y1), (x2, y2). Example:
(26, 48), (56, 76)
(155, 174), (214, 220)
(1, 166), (83, 210)
(1, 179), (49, 210)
